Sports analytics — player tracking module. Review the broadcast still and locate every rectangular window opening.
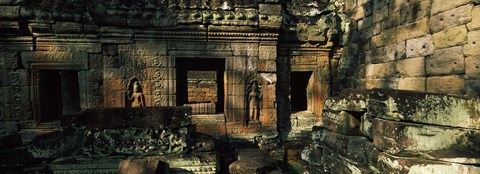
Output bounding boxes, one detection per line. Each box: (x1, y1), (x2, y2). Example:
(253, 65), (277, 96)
(176, 58), (225, 115)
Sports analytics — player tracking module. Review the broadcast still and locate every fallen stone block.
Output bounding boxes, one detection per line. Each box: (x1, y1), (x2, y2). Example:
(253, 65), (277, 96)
(322, 147), (373, 174)
(229, 148), (280, 174)
(158, 152), (217, 174)
(119, 159), (169, 174)
(368, 89), (480, 129)
(322, 111), (363, 135)
(373, 118), (480, 163)
(378, 151), (480, 174)
(360, 113), (373, 139)
(311, 127), (376, 166)
(323, 97), (367, 112)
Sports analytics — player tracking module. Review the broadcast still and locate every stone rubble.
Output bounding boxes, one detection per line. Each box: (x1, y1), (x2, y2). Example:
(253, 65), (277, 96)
(302, 89), (480, 174)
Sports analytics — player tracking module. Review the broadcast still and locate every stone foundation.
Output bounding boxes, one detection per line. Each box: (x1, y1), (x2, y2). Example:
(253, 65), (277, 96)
(302, 89), (480, 173)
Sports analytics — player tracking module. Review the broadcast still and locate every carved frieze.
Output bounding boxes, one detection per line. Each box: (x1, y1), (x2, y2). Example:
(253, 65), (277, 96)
(21, 51), (88, 67)
(259, 15), (282, 30)
(80, 127), (190, 156)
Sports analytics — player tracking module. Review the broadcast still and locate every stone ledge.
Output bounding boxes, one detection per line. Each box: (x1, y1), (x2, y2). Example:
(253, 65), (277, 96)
(368, 89), (480, 129)
(373, 118), (480, 163)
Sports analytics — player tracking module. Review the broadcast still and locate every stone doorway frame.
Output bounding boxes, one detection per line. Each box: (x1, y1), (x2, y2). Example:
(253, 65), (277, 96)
(30, 63), (88, 124)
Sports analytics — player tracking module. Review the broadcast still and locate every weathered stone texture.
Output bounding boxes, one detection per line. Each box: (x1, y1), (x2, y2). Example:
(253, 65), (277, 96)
(406, 35), (434, 58)
(427, 46), (465, 76)
(397, 77), (426, 92)
(378, 152), (480, 174)
(396, 19), (430, 42)
(400, 0), (429, 24)
(466, 57), (480, 79)
(322, 111), (362, 135)
(368, 89), (479, 129)
(431, 0), (471, 15)
(432, 25), (468, 49)
(385, 41), (406, 61)
(427, 75), (465, 94)
(467, 6), (480, 30)
(464, 30), (480, 57)
(373, 118), (480, 161)
(466, 80), (480, 96)
(365, 62), (394, 79)
(430, 4), (473, 33)
(396, 57), (425, 77)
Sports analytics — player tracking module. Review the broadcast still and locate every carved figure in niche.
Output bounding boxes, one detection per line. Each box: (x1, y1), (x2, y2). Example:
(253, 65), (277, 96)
(127, 79), (145, 107)
(248, 81), (262, 121)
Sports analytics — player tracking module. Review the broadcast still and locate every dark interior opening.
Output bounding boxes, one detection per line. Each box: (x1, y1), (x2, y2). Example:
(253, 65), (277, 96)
(291, 71), (312, 112)
(176, 58), (225, 113)
(38, 70), (81, 122)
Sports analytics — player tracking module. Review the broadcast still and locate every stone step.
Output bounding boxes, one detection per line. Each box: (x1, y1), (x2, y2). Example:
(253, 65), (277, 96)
(372, 118), (480, 164)
(368, 89), (480, 129)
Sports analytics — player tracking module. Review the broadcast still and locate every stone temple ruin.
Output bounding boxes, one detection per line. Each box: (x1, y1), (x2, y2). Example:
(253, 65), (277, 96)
(0, 0), (480, 173)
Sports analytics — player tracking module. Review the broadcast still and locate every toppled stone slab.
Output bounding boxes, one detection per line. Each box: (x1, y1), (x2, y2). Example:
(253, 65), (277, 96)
(322, 147), (373, 174)
(322, 111), (363, 135)
(229, 148), (280, 174)
(61, 107), (192, 129)
(119, 159), (169, 174)
(368, 89), (480, 129)
(377, 151), (480, 174)
(311, 127), (377, 166)
(323, 97), (367, 112)
(158, 152), (217, 174)
(373, 118), (480, 163)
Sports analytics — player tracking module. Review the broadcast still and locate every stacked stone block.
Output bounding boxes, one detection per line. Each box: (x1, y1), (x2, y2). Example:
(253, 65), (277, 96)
(303, 89), (480, 173)
(339, 0), (480, 96)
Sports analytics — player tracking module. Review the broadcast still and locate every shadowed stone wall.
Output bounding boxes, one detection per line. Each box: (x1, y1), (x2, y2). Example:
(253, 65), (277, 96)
(337, 0), (480, 96)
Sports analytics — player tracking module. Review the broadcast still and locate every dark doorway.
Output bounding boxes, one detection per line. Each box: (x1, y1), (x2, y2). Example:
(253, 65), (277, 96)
(38, 70), (81, 122)
(176, 58), (225, 113)
(290, 71), (312, 112)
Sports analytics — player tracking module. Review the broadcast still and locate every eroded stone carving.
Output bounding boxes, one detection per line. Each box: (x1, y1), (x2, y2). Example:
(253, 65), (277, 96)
(126, 78), (145, 107)
(248, 81), (262, 121)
